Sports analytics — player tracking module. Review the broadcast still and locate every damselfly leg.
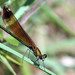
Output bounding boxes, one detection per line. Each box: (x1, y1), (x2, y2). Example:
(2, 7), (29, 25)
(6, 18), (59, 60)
(22, 49), (31, 63)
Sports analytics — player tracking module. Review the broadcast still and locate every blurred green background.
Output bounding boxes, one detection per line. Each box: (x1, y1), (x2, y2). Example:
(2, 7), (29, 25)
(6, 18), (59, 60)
(0, 0), (75, 75)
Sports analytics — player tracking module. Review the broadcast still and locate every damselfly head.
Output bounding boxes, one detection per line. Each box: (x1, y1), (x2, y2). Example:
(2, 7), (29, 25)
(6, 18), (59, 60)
(39, 54), (47, 60)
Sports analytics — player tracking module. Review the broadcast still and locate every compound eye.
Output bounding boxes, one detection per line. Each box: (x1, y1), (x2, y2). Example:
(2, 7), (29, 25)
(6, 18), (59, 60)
(39, 54), (47, 60)
(44, 54), (47, 58)
(39, 56), (42, 59)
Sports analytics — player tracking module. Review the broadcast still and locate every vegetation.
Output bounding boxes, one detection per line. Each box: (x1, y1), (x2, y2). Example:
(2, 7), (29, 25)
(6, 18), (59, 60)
(0, 0), (75, 75)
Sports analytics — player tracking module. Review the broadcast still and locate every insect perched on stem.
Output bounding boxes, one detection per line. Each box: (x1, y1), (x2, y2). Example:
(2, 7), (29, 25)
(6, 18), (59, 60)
(2, 6), (47, 61)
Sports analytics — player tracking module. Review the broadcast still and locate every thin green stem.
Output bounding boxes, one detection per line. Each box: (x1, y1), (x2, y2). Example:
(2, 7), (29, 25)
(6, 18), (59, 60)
(0, 43), (56, 75)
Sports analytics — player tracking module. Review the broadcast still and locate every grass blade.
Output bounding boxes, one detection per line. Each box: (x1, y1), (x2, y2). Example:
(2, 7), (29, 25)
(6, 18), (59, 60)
(0, 43), (56, 75)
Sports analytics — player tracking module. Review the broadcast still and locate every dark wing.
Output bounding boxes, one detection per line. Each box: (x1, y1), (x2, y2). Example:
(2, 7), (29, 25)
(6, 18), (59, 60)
(2, 6), (36, 48)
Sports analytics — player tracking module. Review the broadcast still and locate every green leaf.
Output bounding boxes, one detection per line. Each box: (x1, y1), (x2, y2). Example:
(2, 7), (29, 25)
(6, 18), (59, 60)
(11, 0), (27, 11)
(0, 32), (3, 39)
(0, 54), (16, 75)
(15, 6), (29, 19)
(0, 43), (56, 75)
(0, 0), (8, 6)
(5, 36), (19, 46)
(6, 55), (22, 66)
(20, 61), (32, 75)
(25, 0), (35, 5)
(16, 0), (26, 6)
